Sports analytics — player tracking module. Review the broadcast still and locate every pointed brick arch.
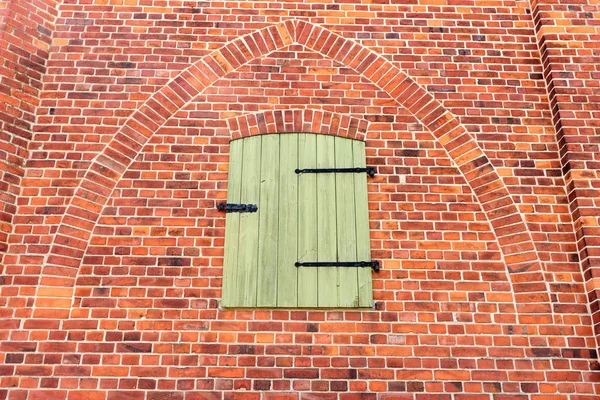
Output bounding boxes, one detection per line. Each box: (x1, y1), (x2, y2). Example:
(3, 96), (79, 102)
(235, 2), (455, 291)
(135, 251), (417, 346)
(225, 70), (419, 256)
(33, 19), (551, 320)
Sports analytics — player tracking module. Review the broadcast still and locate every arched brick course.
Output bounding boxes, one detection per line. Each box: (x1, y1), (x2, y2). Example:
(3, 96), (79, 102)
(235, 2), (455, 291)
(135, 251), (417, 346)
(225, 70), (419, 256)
(34, 19), (551, 319)
(227, 109), (369, 141)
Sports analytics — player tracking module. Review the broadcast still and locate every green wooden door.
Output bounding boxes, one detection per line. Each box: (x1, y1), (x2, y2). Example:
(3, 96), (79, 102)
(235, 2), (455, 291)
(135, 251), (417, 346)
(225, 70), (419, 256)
(222, 134), (373, 308)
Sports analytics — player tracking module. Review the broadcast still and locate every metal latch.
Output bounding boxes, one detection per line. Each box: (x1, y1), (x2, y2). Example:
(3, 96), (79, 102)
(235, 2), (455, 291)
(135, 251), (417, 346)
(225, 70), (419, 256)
(217, 203), (258, 213)
(295, 261), (380, 272)
(295, 167), (376, 178)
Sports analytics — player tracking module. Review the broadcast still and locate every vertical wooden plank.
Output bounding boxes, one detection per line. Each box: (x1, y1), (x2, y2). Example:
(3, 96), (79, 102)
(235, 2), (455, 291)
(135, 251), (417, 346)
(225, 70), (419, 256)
(234, 135), (262, 307)
(224, 135), (372, 309)
(335, 137), (359, 307)
(257, 135), (280, 307)
(352, 140), (373, 307)
(221, 139), (244, 307)
(297, 133), (318, 307)
(316, 135), (339, 307)
(277, 134), (299, 307)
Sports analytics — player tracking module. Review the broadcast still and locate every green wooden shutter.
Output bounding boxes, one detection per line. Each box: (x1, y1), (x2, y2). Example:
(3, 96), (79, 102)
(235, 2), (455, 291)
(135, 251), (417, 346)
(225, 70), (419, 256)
(222, 134), (373, 308)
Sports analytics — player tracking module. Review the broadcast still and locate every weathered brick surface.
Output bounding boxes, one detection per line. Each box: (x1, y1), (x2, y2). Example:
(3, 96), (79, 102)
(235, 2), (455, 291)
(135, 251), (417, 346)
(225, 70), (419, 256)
(1, 0), (599, 398)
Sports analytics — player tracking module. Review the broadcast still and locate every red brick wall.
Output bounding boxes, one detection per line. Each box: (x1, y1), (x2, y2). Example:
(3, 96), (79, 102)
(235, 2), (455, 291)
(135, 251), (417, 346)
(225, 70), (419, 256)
(531, 0), (600, 347)
(1, 1), (600, 398)
(0, 0), (57, 262)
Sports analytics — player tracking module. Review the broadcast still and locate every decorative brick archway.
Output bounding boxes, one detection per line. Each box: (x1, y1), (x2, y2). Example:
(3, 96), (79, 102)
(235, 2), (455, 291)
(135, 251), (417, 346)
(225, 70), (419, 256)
(34, 19), (551, 320)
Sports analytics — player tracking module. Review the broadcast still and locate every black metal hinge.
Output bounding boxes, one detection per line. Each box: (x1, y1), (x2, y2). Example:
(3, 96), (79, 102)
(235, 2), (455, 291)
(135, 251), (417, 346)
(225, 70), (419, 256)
(295, 167), (376, 178)
(217, 203), (258, 213)
(295, 261), (380, 272)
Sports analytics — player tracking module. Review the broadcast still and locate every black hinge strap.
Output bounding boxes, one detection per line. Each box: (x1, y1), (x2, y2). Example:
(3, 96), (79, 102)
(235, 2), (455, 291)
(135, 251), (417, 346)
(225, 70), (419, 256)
(295, 261), (380, 272)
(295, 167), (376, 178)
(217, 203), (258, 213)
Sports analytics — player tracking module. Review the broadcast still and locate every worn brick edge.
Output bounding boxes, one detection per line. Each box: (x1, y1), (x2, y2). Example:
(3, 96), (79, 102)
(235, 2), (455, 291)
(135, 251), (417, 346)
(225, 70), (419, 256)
(226, 109), (369, 141)
(30, 19), (551, 321)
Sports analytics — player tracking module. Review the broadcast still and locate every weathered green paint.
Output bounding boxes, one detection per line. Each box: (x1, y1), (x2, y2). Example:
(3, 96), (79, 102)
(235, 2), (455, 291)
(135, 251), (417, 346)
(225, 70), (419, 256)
(297, 133), (318, 307)
(277, 134), (299, 307)
(234, 135), (262, 306)
(353, 140), (373, 307)
(335, 137), (359, 307)
(257, 134), (280, 306)
(221, 139), (244, 307)
(316, 134), (339, 307)
(222, 133), (373, 308)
